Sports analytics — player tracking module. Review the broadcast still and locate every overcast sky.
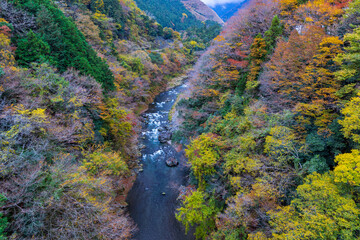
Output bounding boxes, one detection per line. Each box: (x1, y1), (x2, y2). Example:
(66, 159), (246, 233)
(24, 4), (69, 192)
(202, 0), (244, 7)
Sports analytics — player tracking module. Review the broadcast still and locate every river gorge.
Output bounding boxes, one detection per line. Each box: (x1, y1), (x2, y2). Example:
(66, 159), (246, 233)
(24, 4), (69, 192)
(127, 82), (194, 240)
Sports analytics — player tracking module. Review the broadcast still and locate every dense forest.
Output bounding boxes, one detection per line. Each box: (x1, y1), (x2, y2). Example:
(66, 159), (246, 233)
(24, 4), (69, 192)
(173, 0), (360, 239)
(133, 0), (222, 48)
(211, 1), (247, 21)
(0, 0), (195, 238)
(1, 0), (360, 238)
(134, 0), (202, 30)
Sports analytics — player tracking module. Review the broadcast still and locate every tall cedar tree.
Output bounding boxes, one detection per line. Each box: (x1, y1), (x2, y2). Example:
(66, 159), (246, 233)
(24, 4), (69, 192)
(15, 30), (51, 66)
(264, 15), (283, 52)
(246, 34), (267, 91)
(13, 0), (115, 90)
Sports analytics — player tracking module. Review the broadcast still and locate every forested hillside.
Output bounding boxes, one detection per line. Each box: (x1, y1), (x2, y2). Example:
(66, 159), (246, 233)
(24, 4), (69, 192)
(133, 0), (222, 48)
(174, 0), (360, 238)
(181, 0), (224, 24)
(2, 0), (360, 238)
(0, 0), (195, 238)
(210, 1), (247, 21)
(134, 0), (218, 30)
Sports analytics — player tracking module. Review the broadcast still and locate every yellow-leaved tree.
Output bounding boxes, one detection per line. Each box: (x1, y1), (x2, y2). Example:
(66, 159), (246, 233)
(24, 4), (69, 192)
(269, 172), (360, 239)
(334, 149), (360, 186)
(265, 126), (304, 167)
(185, 133), (220, 189)
(176, 190), (218, 239)
(339, 93), (360, 144)
(246, 34), (267, 91)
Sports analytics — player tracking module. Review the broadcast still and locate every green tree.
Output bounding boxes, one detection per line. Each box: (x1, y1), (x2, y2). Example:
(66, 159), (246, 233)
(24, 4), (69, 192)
(335, 26), (360, 100)
(176, 190), (218, 239)
(149, 52), (163, 65)
(15, 30), (50, 66)
(264, 15), (283, 51)
(36, 6), (63, 52)
(163, 27), (174, 39)
(0, 194), (7, 240)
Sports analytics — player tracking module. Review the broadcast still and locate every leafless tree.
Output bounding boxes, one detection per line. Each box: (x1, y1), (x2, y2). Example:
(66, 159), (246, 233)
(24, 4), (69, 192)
(0, 1), (36, 35)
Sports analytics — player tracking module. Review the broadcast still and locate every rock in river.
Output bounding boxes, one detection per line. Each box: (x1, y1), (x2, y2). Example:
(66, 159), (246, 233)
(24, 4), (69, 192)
(166, 157), (179, 167)
(158, 131), (172, 143)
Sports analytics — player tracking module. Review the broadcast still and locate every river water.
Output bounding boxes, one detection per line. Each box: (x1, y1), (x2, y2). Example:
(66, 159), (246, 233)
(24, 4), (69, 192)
(126, 83), (194, 240)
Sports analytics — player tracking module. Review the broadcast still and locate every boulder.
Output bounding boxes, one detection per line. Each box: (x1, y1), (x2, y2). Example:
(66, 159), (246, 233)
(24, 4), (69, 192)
(158, 131), (172, 143)
(166, 157), (179, 167)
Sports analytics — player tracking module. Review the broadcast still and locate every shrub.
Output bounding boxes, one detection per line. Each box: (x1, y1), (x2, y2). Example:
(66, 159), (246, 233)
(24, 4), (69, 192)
(83, 149), (129, 176)
(149, 52), (163, 65)
(0, 194), (7, 240)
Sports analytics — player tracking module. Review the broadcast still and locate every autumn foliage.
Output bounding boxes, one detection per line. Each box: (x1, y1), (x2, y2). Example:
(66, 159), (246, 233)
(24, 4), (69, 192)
(0, 0), (191, 238)
(175, 0), (360, 238)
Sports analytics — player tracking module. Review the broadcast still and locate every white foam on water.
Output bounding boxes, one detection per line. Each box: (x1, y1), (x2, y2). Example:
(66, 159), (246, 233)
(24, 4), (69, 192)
(156, 101), (166, 107)
(168, 90), (177, 95)
(146, 112), (162, 127)
(143, 128), (159, 139)
(146, 112), (161, 118)
(149, 149), (165, 160)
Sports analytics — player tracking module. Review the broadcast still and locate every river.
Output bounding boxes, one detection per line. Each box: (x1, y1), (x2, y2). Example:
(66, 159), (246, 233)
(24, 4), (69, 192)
(126, 82), (195, 240)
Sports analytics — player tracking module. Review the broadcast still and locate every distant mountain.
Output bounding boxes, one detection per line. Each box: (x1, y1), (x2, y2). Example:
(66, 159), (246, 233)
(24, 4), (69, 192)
(181, 0), (224, 25)
(210, 1), (247, 21)
(133, 0), (223, 31)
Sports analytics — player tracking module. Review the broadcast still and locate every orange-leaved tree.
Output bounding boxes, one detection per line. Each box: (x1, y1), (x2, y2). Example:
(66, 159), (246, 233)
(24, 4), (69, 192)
(295, 36), (343, 134)
(264, 26), (326, 109)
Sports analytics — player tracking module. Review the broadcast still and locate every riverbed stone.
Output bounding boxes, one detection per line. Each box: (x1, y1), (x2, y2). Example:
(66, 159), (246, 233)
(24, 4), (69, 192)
(158, 131), (172, 143)
(166, 157), (179, 167)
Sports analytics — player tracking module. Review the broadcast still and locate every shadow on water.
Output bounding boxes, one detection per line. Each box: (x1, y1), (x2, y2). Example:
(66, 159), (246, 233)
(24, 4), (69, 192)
(126, 83), (195, 240)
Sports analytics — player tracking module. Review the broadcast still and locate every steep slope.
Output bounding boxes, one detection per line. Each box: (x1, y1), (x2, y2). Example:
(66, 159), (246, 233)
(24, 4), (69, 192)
(0, 0), (192, 238)
(173, 0), (360, 238)
(210, 1), (247, 21)
(132, 0), (222, 49)
(133, 0), (222, 30)
(134, 0), (202, 30)
(181, 0), (224, 24)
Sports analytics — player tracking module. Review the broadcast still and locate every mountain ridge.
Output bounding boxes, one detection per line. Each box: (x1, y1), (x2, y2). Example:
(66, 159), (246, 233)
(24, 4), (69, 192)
(133, 0), (223, 31)
(181, 0), (224, 24)
(210, 1), (247, 21)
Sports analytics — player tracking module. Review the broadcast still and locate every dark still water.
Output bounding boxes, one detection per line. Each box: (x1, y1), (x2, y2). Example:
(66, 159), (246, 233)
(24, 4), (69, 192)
(126, 83), (194, 240)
